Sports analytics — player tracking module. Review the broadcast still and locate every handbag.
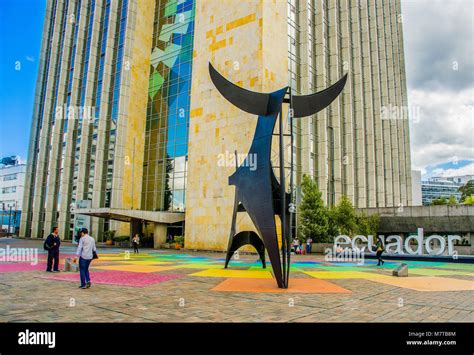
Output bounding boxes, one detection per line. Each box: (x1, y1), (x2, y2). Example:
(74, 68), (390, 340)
(92, 251), (99, 260)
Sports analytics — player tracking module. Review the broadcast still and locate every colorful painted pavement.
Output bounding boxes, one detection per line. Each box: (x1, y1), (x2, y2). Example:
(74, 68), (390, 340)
(2, 245), (473, 294)
(1, 238), (474, 322)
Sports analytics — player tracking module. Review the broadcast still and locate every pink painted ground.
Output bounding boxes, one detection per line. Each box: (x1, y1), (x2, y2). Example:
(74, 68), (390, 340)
(0, 262), (64, 272)
(40, 270), (185, 287)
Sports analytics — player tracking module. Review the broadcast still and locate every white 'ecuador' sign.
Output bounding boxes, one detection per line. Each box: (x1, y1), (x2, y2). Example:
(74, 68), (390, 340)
(334, 228), (462, 256)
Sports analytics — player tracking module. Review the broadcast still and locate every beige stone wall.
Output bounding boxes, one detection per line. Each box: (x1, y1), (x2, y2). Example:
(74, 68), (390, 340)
(185, 0), (288, 251)
(110, 0), (155, 236)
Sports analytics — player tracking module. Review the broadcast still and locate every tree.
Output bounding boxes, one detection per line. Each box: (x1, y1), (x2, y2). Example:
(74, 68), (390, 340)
(464, 196), (474, 205)
(333, 195), (358, 236)
(431, 197), (448, 205)
(298, 175), (330, 243)
(356, 213), (380, 237)
(447, 195), (458, 206)
(327, 206), (339, 239)
(459, 180), (474, 202)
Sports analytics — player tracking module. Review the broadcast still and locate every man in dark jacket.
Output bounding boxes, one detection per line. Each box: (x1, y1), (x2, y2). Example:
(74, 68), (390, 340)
(44, 227), (61, 272)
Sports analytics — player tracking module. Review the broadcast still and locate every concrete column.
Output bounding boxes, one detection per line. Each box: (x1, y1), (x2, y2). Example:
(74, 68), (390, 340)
(153, 223), (167, 249)
(31, 0), (67, 239)
(339, 0), (355, 203)
(368, 0), (386, 207)
(383, 0), (401, 208)
(314, 0), (329, 203)
(395, 0), (413, 206)
(297, 0), (312, 180)
(327, 1), (343, 206)
(44, 0), (79, 236)
(58, 0), (91, 240)
(350, 1), (367, 207)
(389, 0), (407, 207)
(76, 0), (104, 201)
(375, 1), (394, 206)
(20, 0), (55, 237)
(360, 0), (377, 208)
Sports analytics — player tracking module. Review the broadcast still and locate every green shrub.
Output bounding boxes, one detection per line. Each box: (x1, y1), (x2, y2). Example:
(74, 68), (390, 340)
(174, 236), (185, 246)
(103, 230), (116, 241)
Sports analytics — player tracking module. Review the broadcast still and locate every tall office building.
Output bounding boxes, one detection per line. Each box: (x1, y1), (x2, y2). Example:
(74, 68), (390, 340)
(21, 0), (412, 251)
(21, 0), (155, 239)
(288, 0), (412, 209)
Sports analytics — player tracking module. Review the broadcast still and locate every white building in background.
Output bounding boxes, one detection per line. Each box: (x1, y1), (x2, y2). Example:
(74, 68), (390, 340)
(421, 177), (464, 205)
(443, 175), (474, 185)
(411, 170), (422, 206)
(0, 163), (26, 210)
(0, 162), (26, 233)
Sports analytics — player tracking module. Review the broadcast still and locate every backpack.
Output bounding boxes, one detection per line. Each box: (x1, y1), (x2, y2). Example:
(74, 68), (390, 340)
(43, 237), (51, 251)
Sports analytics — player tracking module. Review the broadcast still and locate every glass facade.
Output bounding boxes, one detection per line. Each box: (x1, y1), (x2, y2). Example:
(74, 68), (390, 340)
(142, 0), (195, 212)
(87, 0), (110, 201)
(72, 0), (96, 204)
(57, 0), (82, 213)
(42, 0), (69, 231)
(104, 0), (128, 208)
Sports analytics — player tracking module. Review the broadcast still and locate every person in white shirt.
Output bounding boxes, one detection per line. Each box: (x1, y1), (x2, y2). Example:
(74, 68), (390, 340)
(132, 234), (140, 254)
(73, 228), (97, 289)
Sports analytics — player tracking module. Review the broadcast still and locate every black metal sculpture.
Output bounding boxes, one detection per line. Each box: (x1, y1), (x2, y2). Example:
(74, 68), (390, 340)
(209, 63), (347, 288)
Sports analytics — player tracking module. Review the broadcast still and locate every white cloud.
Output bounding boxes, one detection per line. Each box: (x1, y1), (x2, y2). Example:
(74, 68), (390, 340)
(402, 0), (474, 174)
(431, 161), (474, 178)
(408, 88), (474, 171)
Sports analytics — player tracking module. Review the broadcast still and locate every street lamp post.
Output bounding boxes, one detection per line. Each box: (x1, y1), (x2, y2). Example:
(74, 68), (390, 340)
(7, 205), (12, 235)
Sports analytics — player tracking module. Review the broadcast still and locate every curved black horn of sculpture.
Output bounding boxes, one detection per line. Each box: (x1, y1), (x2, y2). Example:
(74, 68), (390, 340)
(209, 62), (347, 288)
(209, 62), (279, 116)
(292, 73), (348, 117)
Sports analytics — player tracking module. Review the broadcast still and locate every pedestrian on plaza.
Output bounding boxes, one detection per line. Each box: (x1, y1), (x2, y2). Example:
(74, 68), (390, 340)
(306, 237), (313, 254)
(132, 234), (140, 254)
(44, 226), (61, 272)
(298, 244), (304, 255)
(375, 236), (385, 266)
(74, 228), (97, 289)
(292, 238), (299, 254)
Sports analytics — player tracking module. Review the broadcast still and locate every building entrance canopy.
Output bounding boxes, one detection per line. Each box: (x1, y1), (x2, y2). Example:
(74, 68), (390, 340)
(72, 208), (185, 224)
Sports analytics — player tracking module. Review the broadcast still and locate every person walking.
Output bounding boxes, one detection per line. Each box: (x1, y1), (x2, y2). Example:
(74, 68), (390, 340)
(74, 228), (97, 289)
(306, 237), (313, 255)
(44, 227), (61, 272)
(132, 234), (140, 254)
(375, 236), (385, 266)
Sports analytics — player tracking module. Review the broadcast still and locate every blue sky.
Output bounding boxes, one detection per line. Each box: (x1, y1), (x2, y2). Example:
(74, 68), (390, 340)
(0, 0), (46, 161)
